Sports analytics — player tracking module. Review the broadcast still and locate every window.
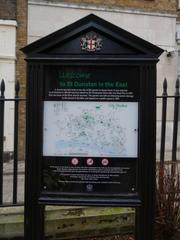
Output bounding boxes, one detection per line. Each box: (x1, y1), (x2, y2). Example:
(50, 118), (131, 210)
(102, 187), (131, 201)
(178, 0), (180, 9)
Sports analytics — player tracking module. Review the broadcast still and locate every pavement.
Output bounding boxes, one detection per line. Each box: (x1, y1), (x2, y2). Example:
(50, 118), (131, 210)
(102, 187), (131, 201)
(3, 160), (24, 204)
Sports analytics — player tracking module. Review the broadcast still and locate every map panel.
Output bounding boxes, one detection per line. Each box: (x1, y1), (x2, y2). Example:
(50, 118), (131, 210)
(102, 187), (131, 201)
(43, 101), (138, 157)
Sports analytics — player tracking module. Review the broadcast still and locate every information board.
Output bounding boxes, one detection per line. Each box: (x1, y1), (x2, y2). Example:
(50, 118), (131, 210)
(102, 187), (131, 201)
(23, 14), (163, 240)
(43, 101), (138, 157)
(42, 65), (139, 196)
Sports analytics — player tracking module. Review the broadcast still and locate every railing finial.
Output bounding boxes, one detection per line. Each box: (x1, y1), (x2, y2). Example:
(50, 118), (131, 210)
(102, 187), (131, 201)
(175, 78), (179, 96)
(0, 79), (5, 98)
(163, 78), (168, 96)
(15, 80), (20, 98)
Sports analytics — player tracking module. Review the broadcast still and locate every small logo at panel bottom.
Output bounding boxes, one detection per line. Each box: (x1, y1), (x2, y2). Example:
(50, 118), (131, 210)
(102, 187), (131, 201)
(86, 184), (93, 192)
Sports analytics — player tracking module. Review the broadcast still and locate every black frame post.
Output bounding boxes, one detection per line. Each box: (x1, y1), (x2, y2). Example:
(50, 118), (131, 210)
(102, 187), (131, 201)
(0, 79), (5, 205)
(136, 65), (157, 240)
(24, 64), (44, 240)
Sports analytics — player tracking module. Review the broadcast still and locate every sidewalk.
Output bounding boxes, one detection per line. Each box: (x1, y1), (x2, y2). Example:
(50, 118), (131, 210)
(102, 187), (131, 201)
(3, 160), (25, 204)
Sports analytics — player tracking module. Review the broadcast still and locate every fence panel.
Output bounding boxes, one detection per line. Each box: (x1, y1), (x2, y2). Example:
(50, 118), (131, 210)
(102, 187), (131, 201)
(157, 78), (180, 164)
(0, 79), (25, 207)
(172, 79), (180, 161)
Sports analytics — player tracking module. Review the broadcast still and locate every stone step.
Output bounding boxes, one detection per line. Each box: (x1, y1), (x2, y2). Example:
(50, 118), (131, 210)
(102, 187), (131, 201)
(0, 206), (135, 239)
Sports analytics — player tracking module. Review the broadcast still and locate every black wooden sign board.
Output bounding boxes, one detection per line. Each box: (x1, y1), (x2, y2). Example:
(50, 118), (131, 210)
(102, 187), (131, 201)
(22, 14), (163, 240)
(43, 65), (139, 202)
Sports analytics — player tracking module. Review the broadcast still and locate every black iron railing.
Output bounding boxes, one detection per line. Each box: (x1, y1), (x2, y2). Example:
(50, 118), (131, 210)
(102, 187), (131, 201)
(157, 78), (180, 164)
(0, 78), (179, 207)
(0, 79), (25, 206)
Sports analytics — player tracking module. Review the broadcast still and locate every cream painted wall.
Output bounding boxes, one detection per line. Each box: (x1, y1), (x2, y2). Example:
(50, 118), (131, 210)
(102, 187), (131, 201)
(28, 1), (178, 95)
(28, 2), (178, 112)
(0, 20), (16, 152)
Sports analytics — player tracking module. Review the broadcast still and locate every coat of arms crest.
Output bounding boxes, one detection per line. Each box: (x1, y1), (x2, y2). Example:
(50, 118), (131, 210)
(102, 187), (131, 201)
(81, 33), (103, 52)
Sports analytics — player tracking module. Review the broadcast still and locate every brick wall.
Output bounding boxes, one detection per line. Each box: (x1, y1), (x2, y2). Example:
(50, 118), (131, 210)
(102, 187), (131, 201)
(16, 0), (27, 93)
(0, 0), (16, 20)
(46, 0), (177, 13)
(16, 0), (28, 160)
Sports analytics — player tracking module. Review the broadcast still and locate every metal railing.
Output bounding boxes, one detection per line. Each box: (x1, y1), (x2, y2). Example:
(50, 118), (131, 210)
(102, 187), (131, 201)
(0, 78), (179, 207)
(0, 79), (25, 206)
(157, 78), (180, 164)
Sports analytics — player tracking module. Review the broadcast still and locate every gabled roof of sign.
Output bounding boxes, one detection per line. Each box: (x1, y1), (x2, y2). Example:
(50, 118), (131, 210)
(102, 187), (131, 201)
(22, 14), (163, 58)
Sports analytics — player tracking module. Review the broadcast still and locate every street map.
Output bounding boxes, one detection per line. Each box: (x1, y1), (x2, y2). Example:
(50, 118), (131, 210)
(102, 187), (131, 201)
(43, 101), (138, 157)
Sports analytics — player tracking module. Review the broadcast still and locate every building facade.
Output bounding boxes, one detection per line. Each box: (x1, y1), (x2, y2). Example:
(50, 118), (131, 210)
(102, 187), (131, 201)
(0, 0), (17, 156)
(28, 0), (177, 95)
(0, 0), (27, 159)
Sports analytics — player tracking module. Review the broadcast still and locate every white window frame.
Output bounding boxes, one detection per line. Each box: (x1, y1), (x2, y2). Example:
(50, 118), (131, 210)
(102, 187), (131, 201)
(178, 0), (180, 9)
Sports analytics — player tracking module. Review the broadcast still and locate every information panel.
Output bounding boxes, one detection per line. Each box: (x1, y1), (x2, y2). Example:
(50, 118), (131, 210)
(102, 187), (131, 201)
(42, 66), (139, 196)
(43, 101), (138, 157)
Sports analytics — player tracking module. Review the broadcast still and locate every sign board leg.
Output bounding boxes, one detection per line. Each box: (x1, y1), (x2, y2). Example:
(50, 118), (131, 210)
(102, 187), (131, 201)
(136, 201), (155, 240)
(24, 203), (44, 240)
